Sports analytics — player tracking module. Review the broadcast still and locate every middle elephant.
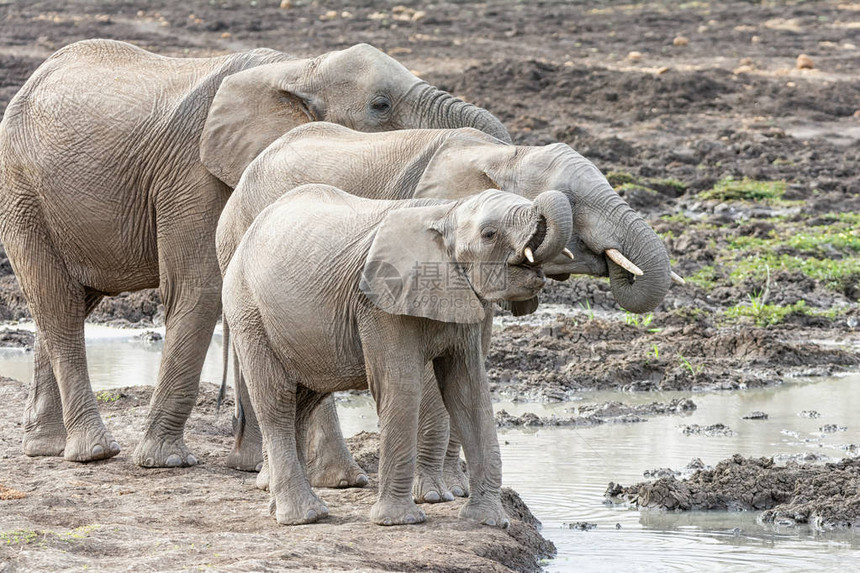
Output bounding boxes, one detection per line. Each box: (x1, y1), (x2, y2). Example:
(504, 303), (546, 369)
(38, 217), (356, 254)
(216, 123), (681, 501)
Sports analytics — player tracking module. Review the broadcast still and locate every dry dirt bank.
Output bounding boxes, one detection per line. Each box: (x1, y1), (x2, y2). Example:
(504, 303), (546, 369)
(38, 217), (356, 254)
(0, 376), (554, 573)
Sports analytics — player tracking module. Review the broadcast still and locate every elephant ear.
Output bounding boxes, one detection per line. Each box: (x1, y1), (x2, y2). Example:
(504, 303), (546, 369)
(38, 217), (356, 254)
(360, 203), (486, 324)
(200, 60), (321, 187)
(413, 129), (511, 200)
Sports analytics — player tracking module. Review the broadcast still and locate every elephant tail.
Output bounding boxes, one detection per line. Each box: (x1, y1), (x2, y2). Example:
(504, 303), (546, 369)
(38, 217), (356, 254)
(217, 318), (230, 411)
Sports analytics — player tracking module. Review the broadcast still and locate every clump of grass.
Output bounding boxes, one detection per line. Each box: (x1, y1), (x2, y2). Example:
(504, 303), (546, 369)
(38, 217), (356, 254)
(677, 353), (703, 377)
(699, 176), (785, 201)
(96, 391), (120, 403)
(606, 171), (635, 187)
(724, 298), (814, 327)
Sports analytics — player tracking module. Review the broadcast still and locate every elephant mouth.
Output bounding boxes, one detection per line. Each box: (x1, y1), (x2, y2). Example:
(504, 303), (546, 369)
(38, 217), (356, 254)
(516, 216), (547, 266)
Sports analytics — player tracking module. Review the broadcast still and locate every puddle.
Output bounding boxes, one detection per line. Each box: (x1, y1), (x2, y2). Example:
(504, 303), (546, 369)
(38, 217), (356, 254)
(2, 324), (860, 570)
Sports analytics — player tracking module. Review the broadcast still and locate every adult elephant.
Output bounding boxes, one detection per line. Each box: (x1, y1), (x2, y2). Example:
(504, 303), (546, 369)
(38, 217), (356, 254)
(217, 123), (684, 498)
(0, 39), (509, 467)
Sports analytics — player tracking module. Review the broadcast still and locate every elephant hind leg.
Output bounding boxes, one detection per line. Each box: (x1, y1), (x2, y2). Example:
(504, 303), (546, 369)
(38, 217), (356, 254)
(22, 290), (104, 457)
(302, 394), (369, 489)
(225, 357), (264, 472)
(6, 229), (119, 462)
(232, 315), (328, 525)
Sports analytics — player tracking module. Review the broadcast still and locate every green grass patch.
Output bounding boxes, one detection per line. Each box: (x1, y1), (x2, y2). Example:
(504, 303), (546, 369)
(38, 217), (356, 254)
(699, 176), (785, 201)
(723, 298), (837, 327)
(96, 391), (120, 403)
(606, 171), (635, 187)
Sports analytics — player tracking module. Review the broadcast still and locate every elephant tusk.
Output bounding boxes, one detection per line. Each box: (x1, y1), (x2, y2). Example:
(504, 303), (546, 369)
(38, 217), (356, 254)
(524, 247), (535, 263)
(606, 248), (643, 276)
(562, 248), (575, 260)
(670, 271), (686, 286)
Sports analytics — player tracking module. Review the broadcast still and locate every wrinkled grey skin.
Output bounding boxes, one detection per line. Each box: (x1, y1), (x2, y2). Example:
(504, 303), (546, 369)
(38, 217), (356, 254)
(222, 183), (571, 526)
(217, 123), (676, 500)
(0, 39), (509, 467)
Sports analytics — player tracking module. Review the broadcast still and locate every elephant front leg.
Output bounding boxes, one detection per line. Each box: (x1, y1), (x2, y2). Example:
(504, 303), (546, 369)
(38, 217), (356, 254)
(434, 348), (508, 528)
(414, 365), (455, 503)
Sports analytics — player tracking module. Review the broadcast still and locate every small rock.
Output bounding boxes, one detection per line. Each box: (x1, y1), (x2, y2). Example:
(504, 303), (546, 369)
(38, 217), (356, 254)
(627, 51), (643, 61)
(279, 0), (292, 8)
(673, 36), (689, 47)
(796, 54), (814, 69)
(799, 410), (821, 418)
(220, 32), (231, 39)
(563, 522), (597, 531)
(743, 411), (769, 420)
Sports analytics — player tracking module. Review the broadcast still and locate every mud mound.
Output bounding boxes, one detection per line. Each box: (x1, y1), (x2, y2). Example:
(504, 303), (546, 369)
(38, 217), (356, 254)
(606, 454), (860, 531)
(487, 317), (857, 399)
(0, 376), (554, 573)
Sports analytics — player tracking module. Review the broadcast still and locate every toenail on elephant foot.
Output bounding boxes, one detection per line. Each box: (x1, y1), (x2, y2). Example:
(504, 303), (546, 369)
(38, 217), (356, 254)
(413, 473), (454, 504)
(449, 485), (466, 497)
(164, 453), (198, 466)
(271, 496), (329, 525)
(459, 501), (510, 528)
(371, 499), (426, 526)
(64, 427), (121, 462)
(133, 437), (198, 468)
(22, 426), (67, 457)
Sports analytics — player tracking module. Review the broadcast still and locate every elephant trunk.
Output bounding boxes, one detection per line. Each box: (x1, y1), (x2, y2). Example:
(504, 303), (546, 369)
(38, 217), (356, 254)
(592, 193), (671, 314)
(529, 191), (573, 264)
(416, 84), (512, 143)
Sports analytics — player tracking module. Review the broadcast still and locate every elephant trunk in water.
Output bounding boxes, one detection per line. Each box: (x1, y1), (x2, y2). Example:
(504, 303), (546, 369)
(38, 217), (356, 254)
(415, 84), (512, 143)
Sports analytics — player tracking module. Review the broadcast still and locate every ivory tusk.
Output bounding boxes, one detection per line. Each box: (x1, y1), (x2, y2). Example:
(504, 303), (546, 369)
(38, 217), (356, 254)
(606, 248), (643, 276)
(562, 248), (575, 260)
(524, 247), (535, 263)
(670, 271), (686, 286)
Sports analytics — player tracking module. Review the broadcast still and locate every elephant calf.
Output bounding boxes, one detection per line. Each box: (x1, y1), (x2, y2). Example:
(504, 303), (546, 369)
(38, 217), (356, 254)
(222, 184), (571, 526)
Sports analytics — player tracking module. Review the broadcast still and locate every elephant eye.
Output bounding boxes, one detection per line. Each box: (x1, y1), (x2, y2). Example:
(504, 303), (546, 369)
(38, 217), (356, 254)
(481, 227), (497, 240)
(370, 96), (391, 113)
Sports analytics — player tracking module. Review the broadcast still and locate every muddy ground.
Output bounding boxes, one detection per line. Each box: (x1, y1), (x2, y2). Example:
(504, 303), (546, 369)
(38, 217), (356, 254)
(0, 0), (859, 569)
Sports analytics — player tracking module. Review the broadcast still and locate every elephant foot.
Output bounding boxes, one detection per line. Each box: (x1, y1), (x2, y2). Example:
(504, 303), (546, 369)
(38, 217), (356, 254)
(133, 434), (198, 468)
(370, 497), (426, 526)
(64, 423), (121, 463)
(269, 489), (329, 525)
(22, 424), (67, 457)
(256, 460), (270, 491)
(307, 456), (368, 489)
(225, 445), (263, 472)
(443, 457), (470, 498)
(412, 470), (455, 504)
(459, 498), (509, 529)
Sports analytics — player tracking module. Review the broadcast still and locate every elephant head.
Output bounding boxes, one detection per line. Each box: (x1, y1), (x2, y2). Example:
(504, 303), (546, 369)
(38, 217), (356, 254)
(414, 137), (680, 314)
(360, 190), (572, 324)
(200, 43), (509, 187)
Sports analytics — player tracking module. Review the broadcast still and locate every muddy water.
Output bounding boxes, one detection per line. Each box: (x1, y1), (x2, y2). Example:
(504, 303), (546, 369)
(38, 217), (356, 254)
(1, 324), (859, 571)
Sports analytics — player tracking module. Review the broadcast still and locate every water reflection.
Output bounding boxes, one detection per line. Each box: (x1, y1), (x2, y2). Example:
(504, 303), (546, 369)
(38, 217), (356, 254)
(1, 324), (859, 570)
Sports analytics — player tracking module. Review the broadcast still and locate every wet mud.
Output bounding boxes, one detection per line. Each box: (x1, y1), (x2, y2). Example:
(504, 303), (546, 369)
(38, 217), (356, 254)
(607, 454), (860, 531)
